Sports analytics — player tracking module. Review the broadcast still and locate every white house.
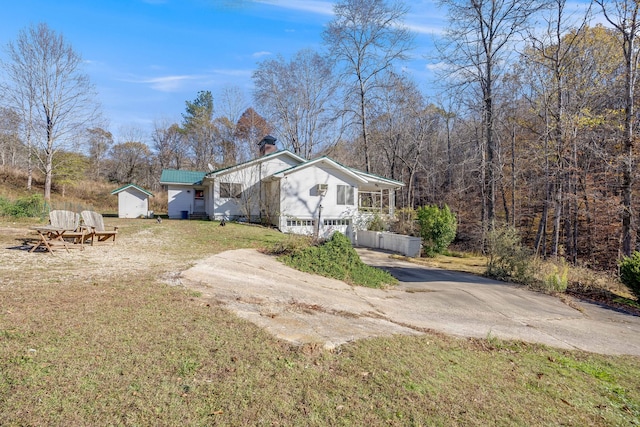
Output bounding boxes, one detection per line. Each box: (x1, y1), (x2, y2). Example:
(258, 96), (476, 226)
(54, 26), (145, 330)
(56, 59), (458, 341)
(158, 170), (208, 220)
(111, 183), (154, 218)
(160, 138), (404, 240)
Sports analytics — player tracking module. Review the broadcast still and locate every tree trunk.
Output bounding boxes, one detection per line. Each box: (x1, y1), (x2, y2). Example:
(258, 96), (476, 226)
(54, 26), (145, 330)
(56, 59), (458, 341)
(359, 82), (370, 173)
(534, 185), (550, 257)
(622, 36), (635, 256)
(552, 177), (562, 257)
(511, 124), (516, 228)
(485, 69), (496, 229)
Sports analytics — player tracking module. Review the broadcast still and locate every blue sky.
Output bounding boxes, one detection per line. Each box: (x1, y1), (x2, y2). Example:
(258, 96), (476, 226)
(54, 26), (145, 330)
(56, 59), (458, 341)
(0, 0), (444, 142)
(1, 0), (596, 143)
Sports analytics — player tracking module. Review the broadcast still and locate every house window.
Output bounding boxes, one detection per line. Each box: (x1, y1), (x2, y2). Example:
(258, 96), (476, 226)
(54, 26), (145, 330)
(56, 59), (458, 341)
(220, 182), (242, 198)
(337, 185), (354, 205)
(286, 219), (315, 227)
(324, 219), (350, 226)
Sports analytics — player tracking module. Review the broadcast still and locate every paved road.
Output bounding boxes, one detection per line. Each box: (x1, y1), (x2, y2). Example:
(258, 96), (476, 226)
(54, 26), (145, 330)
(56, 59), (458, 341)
(181, 248), (640, 355)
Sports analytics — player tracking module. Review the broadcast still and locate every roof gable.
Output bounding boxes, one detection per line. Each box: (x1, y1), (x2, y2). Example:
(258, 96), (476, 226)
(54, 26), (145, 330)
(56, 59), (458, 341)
(272, 156), (368, 183)
(111, 183), (154, 197)
(207, 150), (305, 178)
(160, 169), (207, 185)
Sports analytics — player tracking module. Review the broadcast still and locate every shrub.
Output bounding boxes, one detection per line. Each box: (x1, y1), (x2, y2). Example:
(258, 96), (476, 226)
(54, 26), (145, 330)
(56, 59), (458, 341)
(416, 204), (457, 257)
(619, 251), (640, 299)
(278, 232), (396, 288)
(390, 207), (418, 236)
(265, 234), (314, 255)
(532, 258), (569, 293)
(0, 193), (44, 218)
(485, 226), (533, 285)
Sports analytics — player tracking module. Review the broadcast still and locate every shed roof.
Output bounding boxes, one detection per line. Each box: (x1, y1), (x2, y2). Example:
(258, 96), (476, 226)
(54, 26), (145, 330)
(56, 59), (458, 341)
(160, 169), (207, 185)
(110, 183), (154, 197)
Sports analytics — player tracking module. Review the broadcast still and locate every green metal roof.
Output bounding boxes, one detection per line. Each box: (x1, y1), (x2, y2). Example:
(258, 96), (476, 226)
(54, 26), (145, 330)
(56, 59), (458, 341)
(160, 169), (207, 185)
(110, 183), (154, 197)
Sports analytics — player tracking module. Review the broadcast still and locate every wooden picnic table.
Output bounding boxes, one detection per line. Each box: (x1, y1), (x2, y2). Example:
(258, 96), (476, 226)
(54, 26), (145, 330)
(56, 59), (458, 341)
(28, 225), (85, 253)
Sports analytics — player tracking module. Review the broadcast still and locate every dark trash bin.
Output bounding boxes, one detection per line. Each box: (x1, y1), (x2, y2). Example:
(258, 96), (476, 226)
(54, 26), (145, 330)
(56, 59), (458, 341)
(181, 210), (189, 220)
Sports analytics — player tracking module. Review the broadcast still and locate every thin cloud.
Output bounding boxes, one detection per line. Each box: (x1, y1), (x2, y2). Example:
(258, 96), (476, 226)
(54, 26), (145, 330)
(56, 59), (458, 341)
(252, 51), (272, 58)
(426, 62), (449, 72)
(210, 68), (253, 77)
(406, 22), (444, 36)
(253, 0), (334, 15)
(121, 68), (253, 93)
(121, 75), (201, 92)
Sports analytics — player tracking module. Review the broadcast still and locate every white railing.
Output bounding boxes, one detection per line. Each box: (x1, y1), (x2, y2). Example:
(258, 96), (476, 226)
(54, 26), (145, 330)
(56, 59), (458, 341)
(355, 230), (421, 257)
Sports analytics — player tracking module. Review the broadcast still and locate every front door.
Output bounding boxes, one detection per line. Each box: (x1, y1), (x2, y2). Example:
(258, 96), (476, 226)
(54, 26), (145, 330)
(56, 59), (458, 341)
(194, 189), (205, 212)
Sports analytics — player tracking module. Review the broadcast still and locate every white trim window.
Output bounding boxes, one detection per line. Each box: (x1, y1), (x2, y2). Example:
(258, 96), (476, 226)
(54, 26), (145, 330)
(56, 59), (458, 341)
(287, 219), (315, 227)
(219, 182), (242, 198)
(337, 185), (354, 205)
(324, 219), (350, 226)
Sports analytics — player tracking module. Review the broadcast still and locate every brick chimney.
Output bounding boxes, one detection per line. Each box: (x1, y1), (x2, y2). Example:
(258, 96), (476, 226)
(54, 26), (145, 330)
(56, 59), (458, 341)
(258, 135), (277, 157)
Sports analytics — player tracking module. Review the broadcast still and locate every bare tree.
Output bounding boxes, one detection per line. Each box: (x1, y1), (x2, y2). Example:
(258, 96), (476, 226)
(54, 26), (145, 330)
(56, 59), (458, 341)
(0, 23), (100, 201)
(437, 0), (543, 229)
(523, 0), (592, 260)
(215, 85), (249, 165)
(106, 125), (152, 185)
(367, 71), (435, 207)
(86, 127), (113, 180)
(152, 119), (187, 170)
(323, 0), (414, 173)
(0, 107), (23, 167)
(253, 49), (340, 159)
(595, 0), (640, 257)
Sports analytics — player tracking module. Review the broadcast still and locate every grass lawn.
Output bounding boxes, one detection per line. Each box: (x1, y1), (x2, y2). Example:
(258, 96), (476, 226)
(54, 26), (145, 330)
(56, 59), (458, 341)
(0, 218), (639, 426)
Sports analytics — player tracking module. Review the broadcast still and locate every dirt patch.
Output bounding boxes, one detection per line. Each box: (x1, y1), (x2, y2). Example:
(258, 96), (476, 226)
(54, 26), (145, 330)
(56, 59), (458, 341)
(0, 225), (187, 289)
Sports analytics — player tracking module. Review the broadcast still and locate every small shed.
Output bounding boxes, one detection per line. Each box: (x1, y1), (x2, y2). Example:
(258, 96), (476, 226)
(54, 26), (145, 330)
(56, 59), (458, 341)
(111, 184), (154, 218)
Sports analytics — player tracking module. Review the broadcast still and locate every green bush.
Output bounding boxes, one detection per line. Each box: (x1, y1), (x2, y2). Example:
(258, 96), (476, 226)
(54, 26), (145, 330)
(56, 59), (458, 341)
(416, 204), (457, 257)
(0, 193), (44, 218)
(278, 232), (397, 288)
(485, 226), (533, 285)
(619, 251), (640, 299)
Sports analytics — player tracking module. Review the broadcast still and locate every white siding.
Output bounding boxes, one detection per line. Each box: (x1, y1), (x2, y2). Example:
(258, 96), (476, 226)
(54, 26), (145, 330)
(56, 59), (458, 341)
(278, 164), (360, 241)
(279, 164), (359, 220)
(167, 185), (193, 219)
(211, 156), (301, 221)
(117, 189), (149, 218)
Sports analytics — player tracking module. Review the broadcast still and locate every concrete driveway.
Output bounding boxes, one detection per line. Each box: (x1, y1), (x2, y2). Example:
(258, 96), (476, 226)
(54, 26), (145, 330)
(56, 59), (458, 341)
(181, 248), (640, 355)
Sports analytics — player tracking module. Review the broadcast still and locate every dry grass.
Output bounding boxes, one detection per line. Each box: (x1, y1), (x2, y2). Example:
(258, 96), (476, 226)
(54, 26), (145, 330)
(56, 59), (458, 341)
(401, 252), (487, 275)
(1, 218), (639, 426)
(0, 167), (167, 215)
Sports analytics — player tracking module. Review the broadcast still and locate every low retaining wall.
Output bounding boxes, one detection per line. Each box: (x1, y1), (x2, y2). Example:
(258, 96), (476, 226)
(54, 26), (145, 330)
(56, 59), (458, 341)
(356, 231), (421, 257)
